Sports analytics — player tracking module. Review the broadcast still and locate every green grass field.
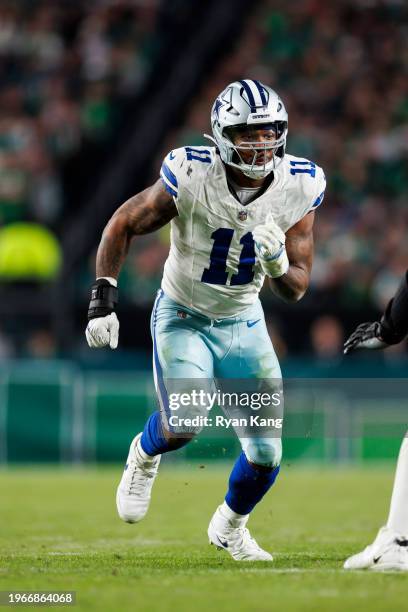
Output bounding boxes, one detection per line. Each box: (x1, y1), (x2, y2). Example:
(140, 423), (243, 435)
(0, 464), (406, 611)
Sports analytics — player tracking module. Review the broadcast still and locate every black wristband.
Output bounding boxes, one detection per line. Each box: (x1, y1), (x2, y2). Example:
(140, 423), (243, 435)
(88, 279), (118, 320)
(379, 271), (408, 344)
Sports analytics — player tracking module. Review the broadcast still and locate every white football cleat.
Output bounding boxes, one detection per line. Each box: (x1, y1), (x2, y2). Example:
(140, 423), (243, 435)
(208, 505), (273, 561)
(344, 526), (408, 571)
(116, 433), (161, 523)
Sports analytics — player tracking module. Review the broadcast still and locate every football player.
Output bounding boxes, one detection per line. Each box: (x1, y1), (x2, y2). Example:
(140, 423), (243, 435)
(343, 272), (408, 571)
(86, 79), (326, 561)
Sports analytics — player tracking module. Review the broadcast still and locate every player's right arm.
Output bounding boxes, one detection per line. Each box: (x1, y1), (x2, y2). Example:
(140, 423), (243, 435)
(96, 179), (177, 279)
(86, 179), (177, 349)
(344, 271), (408, 354)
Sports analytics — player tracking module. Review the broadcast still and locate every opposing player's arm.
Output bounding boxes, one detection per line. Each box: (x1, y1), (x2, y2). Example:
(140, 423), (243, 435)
(344, 270), (408, 354)
(268, 211), (314, 303)
(96, 179), (177, 279)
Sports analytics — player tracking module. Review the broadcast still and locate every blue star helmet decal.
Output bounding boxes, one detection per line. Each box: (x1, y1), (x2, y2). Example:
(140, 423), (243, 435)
(214, 98), (223, 119)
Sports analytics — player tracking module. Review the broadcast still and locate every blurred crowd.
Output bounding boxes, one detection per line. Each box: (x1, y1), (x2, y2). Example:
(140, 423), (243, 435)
(0, 0), (158, 267)
(1, 0), (407, 358)
(0, 0), (160, 357)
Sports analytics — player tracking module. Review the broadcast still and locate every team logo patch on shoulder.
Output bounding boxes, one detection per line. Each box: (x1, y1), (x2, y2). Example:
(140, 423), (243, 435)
(238, 210), (248, 221)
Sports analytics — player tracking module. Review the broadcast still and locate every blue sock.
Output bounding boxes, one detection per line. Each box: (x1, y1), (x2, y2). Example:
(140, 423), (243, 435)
(225, 451), (280, 515)
(140, 411), (191, 456)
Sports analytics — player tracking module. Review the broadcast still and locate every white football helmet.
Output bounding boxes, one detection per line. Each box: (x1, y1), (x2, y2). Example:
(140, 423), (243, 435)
(206, 79), (288, 179)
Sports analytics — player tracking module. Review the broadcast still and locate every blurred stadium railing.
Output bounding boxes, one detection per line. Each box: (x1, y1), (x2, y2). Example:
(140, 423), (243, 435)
(1, 357), (406, 465)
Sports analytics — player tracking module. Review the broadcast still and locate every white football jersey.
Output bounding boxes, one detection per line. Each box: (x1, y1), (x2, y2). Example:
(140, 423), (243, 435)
(160, 146), (325, 319)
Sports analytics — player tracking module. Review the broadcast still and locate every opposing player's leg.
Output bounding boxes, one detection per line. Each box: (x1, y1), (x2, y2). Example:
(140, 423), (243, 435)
(208, 300), (282, 560)
(344, 433), (408, 571)
(117, 290), (214, 523)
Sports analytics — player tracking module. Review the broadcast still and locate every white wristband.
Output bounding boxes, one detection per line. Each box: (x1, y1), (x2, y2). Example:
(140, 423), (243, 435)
(97, 276), (118, 287)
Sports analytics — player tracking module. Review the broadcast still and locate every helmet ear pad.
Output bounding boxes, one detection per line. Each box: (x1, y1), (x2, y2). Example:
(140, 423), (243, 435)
(231, 150), (242, 165)
(275, 144), (285, 160)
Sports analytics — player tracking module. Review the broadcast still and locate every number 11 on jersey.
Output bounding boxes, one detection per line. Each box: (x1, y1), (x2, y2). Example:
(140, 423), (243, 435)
(201, 228), (256, 286)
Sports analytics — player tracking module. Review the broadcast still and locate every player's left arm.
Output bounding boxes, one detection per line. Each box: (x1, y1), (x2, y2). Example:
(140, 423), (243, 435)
(267, 211), (314, 303)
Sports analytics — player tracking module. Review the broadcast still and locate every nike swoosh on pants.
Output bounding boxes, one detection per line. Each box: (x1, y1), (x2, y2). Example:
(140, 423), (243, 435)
(247, 319), (261, 328)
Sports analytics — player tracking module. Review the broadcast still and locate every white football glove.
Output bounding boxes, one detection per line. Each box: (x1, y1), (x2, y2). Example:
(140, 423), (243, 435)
(252, 220), (289, 279)
(86, 312), (119, 349)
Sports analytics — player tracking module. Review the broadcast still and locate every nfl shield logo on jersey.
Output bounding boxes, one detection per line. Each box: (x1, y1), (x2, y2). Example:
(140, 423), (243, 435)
(238, 210), (248, 221)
